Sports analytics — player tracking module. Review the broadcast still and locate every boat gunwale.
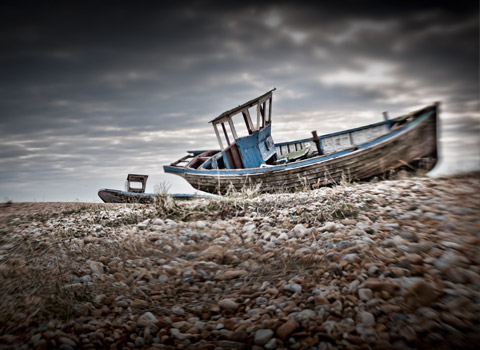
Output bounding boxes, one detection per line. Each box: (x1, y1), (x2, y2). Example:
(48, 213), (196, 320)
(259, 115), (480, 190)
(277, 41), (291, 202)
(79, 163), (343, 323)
(98, 189), (215, 199)
(274, 119), (391, 147)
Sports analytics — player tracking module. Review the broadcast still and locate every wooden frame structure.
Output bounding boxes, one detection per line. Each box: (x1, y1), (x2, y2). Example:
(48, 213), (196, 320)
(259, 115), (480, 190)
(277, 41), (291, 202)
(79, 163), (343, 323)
(126, 174), (148, 193)
(210, 88), (275, 151)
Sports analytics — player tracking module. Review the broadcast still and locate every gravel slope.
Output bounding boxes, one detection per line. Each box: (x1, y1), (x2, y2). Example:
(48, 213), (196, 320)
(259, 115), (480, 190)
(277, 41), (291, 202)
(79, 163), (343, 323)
(0, 173), (479, 350)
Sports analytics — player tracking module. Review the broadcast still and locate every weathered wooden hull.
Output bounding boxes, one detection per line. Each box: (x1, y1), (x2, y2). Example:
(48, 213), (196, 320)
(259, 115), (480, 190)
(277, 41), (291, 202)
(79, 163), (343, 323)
(165, 105), (438, 194)
(98, 189), (156, 204)
(98, 189), (217, 203)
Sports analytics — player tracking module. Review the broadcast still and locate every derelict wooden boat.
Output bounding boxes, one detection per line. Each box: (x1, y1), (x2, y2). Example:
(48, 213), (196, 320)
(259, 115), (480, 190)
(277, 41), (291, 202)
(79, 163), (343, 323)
(98, 188), (156, 204)
(99, 174), (154, 203)
(98, 174), (214, 203)
(164, 89), (438, 194)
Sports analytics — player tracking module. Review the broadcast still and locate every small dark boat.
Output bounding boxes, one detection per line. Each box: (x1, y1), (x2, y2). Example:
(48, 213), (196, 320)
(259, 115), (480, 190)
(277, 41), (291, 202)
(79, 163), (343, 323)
(98, 174), (214, 203)
(164, 88), (439, 193)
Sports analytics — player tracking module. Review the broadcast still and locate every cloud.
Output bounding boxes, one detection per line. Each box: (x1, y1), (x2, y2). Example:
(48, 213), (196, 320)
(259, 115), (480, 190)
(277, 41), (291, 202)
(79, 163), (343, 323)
(320, 60), (399, 87)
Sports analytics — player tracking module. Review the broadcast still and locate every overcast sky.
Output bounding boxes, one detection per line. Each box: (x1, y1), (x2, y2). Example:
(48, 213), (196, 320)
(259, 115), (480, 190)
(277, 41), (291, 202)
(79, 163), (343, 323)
(1, 1), (478, 202)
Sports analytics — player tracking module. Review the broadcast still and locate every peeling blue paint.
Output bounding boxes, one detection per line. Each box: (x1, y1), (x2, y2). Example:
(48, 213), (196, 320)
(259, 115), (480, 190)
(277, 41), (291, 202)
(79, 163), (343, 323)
(236, 124), (276, 168)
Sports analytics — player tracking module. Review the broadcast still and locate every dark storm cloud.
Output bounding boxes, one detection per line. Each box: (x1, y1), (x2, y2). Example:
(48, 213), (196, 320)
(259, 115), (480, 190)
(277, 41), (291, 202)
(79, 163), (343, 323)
(0, 1), (478, 201)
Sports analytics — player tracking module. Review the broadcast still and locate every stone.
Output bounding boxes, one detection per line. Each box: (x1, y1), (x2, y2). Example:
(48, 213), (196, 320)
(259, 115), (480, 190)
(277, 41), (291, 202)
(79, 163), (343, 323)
(196, 220), (207, 229)
(364, 278), (399, 294)
(87, 260), (104, 276)
(113, 272), (127, 281)
(405, 253), (423, 264)
(293, 224), (308, 238)
(440, 312), (470, 330)
(172, 305), (186, 316)
(131, 298), (149, 308)
(407, 242), (433, 254)
(341, 253), (359, 263)
(434, 250), (460, 272)
(320, 222), (337, 232)
(416, 307), (438, 319)
(348, 279), (360, 293)
(170, 328), (189, 340)
(291, 309), (316, 323)
(393, 235), (408, 246)
(380, 304), (402, 313)
(358, 311), (375, 327)
(264, 338), (278, 350)
(256, 297), (269, 305)
(137, 312), (158, 326)
(243, 222), (256, 232)
(399, 325), (417, 342)
(278, 232), (289, 240)
(217, 340), (247, 349)
(134, 336), (145, 347)
(59, 337), (76, 347)
(221, 269), (248, 280)
(202, 245), (224, 261)
(59, 344), (74, 350)
(152, 218), (164, 226)
(336, 240), (351, 250)
(398, 231), (417, 241)
(284, 283), (302, 294)
(331, 300), (343, 316)
(218, 298), (239, 311)
(389, 267), (408, 277)
(276, 319), (299, 340)
(254, 329), (274, 345)
(404, 279), (438, 307)
(368, 265), (380, 276)
(341, 219), (357, 225)
(444, 266), (468, 283)
(358, 288), (373, 301)
(328, 262), (342, 274)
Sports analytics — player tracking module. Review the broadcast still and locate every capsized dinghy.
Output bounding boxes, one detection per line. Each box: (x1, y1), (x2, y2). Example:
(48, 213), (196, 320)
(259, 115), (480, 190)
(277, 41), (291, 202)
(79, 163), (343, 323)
(164, 89), (438, 193)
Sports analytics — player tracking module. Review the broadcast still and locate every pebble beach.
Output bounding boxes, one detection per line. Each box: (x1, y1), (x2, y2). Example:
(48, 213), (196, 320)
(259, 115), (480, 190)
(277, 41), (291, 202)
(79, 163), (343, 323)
(0, 173), (479, 350)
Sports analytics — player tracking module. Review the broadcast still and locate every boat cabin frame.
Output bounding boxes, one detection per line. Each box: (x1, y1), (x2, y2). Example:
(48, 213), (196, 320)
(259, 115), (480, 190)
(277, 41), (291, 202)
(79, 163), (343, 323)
(126, 174), (148, 193)
(209, 88), (277, 169)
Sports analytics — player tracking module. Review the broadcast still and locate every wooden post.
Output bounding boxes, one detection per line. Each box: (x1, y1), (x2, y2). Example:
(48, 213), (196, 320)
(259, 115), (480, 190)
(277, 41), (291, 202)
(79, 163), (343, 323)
(311, 130), (322, 155)
(242, 110), (253, 135)
(213, 124), (224, 150)
(228, 118), (238, 140)
(221, 123), (231, 146)
(267, 97), (272, 124)
(261, 101), (266, 128)
(256, 103), (261, 131)
(383, 111), (391, 130)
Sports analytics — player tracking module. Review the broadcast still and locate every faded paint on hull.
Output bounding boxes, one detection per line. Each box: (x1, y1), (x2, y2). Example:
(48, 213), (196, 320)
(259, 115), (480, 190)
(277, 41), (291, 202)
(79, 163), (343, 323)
(98, 189), (155, 204)
(166, 107), (438, 194)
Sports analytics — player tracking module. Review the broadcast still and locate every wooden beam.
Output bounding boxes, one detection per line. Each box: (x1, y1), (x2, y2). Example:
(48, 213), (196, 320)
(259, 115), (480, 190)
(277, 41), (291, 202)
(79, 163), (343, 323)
(210, 88), (276, 124)
(213, 124), (224, 150)
(268, 97), (272, 124)
(256, 103), (261, 130)
(242, 110), (253, 135)
(221, 122), (231, 146)
(262, 101), (266, 128)
(228, 118), (238, 139)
